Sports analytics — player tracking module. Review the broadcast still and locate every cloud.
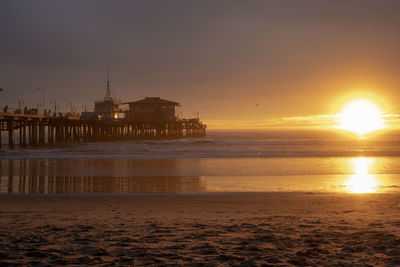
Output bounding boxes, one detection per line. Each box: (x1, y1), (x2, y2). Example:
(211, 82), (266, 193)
(205, 113), (400, 129)
(205, 115), (336, 129)
(383, 114), (400, 126)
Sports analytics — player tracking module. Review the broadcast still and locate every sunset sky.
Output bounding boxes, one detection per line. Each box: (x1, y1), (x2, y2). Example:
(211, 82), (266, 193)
(1, 0), (400, 128)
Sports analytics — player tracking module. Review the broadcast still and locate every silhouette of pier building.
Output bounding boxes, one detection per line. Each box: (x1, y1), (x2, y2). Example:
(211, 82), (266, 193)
(124, 97), (179, 122)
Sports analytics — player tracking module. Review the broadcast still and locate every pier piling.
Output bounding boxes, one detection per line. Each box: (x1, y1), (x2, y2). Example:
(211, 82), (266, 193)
(0, 113), (206, 148)
(8, 119), (14, 147)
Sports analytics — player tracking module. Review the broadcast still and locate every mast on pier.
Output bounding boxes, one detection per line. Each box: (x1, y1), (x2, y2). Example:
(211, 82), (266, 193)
(94, 68), (121, 119)
(105, 68), (111, 100)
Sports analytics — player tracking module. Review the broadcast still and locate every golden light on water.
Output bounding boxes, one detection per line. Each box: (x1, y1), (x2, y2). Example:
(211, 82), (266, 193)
(336, 99), (386, 136)
(343, 157), (379, 193)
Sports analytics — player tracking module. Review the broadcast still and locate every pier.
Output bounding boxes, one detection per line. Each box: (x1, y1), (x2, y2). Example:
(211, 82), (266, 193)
(1, 74), (207, 148)
(0, 112), (206, 148)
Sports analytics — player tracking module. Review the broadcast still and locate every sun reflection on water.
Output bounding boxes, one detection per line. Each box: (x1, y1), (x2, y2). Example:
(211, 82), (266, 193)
(343, 157), (379, 193)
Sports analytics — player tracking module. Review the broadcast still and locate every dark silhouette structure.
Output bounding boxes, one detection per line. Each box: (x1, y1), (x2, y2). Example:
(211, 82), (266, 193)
(0, 112), (206, 148)
(94, 69), (121, 119)
(124, 97), (179, 122)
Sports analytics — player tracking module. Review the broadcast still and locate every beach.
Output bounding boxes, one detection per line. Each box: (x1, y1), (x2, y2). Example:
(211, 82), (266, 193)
(1, 192), (400, 265)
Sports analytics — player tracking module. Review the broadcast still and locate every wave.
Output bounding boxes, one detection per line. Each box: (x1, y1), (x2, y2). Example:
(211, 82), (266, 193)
(3, 148), (400, 160)
(2, 131), (400, 159)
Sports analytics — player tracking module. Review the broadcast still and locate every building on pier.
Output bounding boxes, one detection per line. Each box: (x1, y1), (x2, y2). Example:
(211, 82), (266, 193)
(124, 97), (179, 122)
(94, 70), (122, 119)
(94, 98), (121, 119)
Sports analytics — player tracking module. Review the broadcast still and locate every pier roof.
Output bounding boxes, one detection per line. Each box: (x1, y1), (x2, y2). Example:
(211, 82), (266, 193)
(124, 97), (180, 106)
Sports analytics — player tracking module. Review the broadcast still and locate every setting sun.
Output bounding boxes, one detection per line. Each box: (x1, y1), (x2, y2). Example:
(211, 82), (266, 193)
(336, 99), (386, 135)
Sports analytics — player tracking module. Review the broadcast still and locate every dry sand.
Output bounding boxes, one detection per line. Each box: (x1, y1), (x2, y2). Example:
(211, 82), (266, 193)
(1, 192), (400, 266)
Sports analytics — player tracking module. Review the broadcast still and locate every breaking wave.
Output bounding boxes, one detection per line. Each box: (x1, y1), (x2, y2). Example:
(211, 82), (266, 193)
(2, 130), (400, 159)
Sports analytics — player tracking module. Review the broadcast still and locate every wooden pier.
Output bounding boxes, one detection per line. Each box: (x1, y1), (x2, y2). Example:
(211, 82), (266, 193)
(0, 113), (206, 148)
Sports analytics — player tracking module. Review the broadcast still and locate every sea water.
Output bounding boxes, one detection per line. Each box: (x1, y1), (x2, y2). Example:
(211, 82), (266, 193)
(1, 129), (400, 194)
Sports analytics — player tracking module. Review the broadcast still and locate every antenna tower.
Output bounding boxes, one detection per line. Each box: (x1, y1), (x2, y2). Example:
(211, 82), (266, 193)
(105, 68), (111, 100)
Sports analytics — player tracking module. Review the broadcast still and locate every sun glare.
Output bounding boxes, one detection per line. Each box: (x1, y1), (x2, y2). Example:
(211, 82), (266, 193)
(336, 99), (386, 135)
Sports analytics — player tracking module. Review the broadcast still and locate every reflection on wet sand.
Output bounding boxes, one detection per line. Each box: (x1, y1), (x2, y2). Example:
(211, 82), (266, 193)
(0, 175), (205, 194)
(0, 158), (206, 194)
(1, 158), (399, 194)
(341, 157), (380, 193)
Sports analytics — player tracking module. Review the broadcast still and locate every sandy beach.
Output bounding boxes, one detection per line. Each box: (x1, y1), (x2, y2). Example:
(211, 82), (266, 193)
(1, 192), (400, 265)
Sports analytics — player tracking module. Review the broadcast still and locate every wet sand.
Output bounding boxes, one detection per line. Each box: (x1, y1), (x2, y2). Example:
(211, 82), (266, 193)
(1, 192), (400, 265)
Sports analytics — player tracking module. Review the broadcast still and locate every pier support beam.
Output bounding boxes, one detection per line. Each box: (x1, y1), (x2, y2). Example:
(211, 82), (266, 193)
(64, 124), (69, 142)
(55, 124), (60, 143)
(48, 123), (53, 144)
(28, 122), (32, 145)
(31, 121), (37, 145)
(8, 119), (14, 148)
(22, 121), (27, 146)
(19, 121), (23, 145)
(39, 121), (45, 144)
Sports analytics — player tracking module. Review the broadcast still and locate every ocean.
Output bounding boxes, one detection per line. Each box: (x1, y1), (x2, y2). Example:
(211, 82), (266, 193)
(1, 129), (400, 194)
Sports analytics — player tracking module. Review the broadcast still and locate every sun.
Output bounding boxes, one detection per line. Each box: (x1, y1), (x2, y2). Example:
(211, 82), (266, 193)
(336, 99), (386, 135)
